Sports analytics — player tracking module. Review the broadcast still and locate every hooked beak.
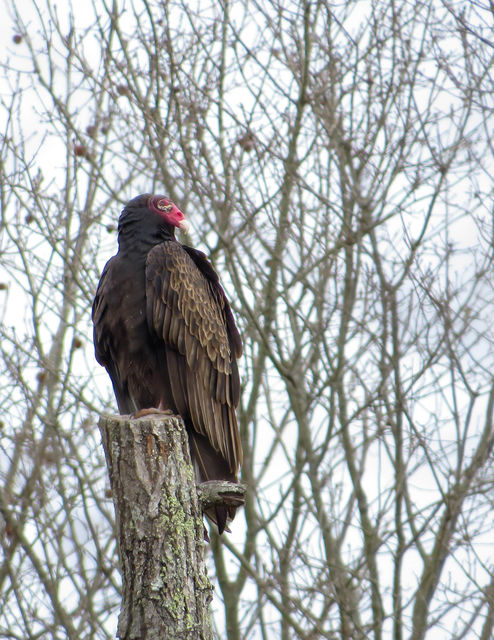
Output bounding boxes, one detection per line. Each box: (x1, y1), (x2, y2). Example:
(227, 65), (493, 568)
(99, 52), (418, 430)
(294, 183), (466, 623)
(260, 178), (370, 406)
(178, 219), (191, 233)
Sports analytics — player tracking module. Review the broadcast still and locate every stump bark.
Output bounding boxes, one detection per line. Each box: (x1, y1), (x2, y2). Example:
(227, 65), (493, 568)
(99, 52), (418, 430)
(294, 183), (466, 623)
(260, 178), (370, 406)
(99, 414), (214, 640)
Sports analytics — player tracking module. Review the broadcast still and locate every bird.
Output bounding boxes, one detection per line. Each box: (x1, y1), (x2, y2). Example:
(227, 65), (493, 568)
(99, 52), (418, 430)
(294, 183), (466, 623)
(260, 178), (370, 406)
(92, 194), (243, 533)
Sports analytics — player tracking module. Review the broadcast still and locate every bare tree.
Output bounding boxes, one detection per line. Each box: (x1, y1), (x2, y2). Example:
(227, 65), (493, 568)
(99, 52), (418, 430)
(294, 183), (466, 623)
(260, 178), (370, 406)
(1, 0), (494, 638)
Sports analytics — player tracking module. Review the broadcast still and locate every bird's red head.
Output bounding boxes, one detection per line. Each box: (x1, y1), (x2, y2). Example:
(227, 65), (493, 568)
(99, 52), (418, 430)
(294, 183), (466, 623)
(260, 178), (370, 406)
(148, 195), (190, 233)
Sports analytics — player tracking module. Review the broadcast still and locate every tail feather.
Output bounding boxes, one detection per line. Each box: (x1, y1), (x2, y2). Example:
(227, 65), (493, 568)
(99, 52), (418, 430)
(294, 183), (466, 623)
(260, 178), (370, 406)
(188, 429), (238, 534)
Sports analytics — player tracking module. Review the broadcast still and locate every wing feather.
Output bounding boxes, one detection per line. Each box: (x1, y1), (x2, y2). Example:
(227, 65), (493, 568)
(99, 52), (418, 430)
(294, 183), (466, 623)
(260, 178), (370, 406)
(92, 255), (144, 414)
(145, 241), (242, 475)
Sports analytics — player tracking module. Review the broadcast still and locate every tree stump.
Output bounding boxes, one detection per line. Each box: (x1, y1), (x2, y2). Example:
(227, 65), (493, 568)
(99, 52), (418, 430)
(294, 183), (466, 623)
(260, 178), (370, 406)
(99, 414), (214, 640)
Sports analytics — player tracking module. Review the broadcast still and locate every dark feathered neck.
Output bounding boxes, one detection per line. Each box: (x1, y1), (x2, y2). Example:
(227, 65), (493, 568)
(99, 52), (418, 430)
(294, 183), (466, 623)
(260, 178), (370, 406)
(117, 205), (177, 256)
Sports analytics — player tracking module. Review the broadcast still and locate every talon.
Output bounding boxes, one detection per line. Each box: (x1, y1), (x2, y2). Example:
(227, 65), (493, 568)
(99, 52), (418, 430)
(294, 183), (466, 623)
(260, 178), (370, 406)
(133, 407), (174, 418)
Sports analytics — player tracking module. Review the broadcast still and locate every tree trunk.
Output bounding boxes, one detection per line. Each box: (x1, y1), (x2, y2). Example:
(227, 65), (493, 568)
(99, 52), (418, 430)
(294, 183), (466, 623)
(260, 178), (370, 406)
(99, 414), (214, 640)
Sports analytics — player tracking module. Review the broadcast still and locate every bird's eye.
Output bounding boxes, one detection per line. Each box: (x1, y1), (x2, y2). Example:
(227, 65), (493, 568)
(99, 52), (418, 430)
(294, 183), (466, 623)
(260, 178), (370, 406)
(157, 199), (172, 213)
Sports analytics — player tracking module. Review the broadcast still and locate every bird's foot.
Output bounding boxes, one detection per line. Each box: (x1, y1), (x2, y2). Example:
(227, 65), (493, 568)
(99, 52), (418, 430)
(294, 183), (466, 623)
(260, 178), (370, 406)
(133, 407), (174, 418)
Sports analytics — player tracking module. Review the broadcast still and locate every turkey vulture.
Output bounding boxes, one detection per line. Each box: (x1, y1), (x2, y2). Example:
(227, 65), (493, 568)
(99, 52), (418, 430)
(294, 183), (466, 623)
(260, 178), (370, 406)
(92, 194), (243, 532)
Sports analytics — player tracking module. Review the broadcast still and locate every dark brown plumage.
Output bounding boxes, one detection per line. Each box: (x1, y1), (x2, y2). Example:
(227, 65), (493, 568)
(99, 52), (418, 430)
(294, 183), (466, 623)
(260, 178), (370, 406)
(92, 194), (242, 532)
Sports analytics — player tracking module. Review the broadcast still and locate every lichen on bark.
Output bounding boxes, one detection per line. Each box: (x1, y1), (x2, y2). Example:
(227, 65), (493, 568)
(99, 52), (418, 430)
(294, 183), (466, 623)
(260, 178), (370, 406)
(99, 414), (214, 640)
